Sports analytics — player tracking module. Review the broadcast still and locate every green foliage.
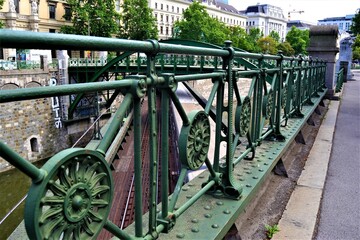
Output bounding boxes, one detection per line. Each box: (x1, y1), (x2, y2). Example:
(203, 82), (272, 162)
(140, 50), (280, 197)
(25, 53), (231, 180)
(278, 41), (295, 56)
(60, 0), (120, 37)
(257, 36), (278, 54)
(265, 224), (280, 239)
(351, 11), (360, 35)
(227, 26), (251, 50)
(353, 34), (360, 61)
(269, 31), (280, 43)
(246, 28), (263, 52)
(0, 0), (4, 28)
(286, 26), (309, 56)
(119, 0), (158, 40)
(174, 1), (211, 42)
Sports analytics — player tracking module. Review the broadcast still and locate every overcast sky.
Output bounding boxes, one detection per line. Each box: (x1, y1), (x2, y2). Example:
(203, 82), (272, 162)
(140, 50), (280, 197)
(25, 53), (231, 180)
(229, 0), (359, 24)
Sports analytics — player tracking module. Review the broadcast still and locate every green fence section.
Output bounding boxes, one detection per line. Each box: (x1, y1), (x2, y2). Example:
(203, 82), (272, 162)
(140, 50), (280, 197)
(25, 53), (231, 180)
(336, 68), (344, 93)
(0, 30), (326, 240)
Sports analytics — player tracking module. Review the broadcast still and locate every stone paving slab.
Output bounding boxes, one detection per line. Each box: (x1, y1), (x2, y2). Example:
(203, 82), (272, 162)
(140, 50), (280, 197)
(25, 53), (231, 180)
(273, 99), (340, 240)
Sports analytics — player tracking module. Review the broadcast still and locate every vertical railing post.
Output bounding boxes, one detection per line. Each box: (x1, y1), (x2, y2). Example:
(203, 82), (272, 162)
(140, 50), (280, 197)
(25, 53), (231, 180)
(146, 40), (161, 234)
(220, 40), (242, 199)
(133, 94), (144, 237)
(273, 53), (285, 140)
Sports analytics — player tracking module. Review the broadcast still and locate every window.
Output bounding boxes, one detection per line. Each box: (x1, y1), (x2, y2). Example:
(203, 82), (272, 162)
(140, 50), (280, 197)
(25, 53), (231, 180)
(166, 27), (169, 36)
(171, 16), (174, 23)
(160, 14), (163, 22)
(172, 6), (174, 12)
(177, 7), (179, 13)
(64, 7), (71, 21)
(30, 138), (39, 152)
(49, 4), (56, 19)
(166, 5), (169, 11)
(166, 15), (169, 22)
(154, 13), (158, 20)
(14, 0), (20, 13)
(49, 29), (56, 33)
(161, 4), (163, 10)
(160, 26), (163, 34)
(155, 3), (157, 9)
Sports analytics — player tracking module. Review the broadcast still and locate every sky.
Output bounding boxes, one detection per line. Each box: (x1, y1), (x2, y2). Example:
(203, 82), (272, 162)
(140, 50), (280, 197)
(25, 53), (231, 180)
(228, 0), (359, 24)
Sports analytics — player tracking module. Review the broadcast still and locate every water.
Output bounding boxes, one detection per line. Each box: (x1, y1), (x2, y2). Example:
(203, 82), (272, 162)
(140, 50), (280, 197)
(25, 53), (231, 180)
(0, 160), (45, 239)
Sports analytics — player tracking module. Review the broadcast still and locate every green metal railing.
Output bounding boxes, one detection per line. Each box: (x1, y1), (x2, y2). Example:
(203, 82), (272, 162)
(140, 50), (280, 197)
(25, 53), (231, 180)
(0, 30), (326, 239)
(336, 67), (344, 93)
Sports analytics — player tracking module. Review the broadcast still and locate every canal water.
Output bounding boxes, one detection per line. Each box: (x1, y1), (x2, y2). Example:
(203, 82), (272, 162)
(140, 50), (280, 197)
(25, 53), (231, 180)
(0, 160), (45, 239)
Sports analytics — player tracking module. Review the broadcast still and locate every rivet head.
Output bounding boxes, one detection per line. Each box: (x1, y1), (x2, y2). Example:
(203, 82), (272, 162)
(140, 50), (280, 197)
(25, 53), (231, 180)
(191, 219), (198, 223)
(212, 224), (219, 228)
(176, 233), (185, 238)
(216, 201), (224, 206)
(204, 206), (211, 210)
(253, 176), (258, 179)
(223, 210), (231, 214)
(246, 184), (252, 188)
(191, 227), (199, 233)
(204, 213), (212, 218)
(186, 195), (192, 199)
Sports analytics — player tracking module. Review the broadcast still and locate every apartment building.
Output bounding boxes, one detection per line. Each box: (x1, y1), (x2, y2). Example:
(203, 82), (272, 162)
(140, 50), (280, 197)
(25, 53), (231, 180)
(243, 4), (287, 41)
(318, 15), (355, 33)
(149, 0), (247, 40)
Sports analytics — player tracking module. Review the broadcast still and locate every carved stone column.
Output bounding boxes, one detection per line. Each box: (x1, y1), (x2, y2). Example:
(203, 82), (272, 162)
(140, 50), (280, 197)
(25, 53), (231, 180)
(307, 25), (339, 97)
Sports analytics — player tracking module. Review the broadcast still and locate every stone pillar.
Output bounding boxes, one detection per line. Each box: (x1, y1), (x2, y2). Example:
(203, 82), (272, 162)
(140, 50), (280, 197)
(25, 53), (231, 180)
(5, 12), (17, 29)
(338, 37), (354, 81)
(29, 15), (40, 32)
(40, 55), (48, 71)
(57, 50), (70, 120)
(307, 26), (339, 97)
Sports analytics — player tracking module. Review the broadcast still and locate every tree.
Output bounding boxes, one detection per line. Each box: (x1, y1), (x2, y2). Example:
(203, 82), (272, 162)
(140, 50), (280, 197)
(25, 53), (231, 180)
(246, 28), (263, 53)
(352, 35), (360, 61)
(174, 1), (211, 42)
(60, 0), (120, 37)
(286, 26), (309, 55)
(351, 10), (360, 35)
(257, 36), (278, 54)
(0, 0), (4, 28)
(278, 42), (295, 56)
(227, 26), (252, 50)
(269, 31), (280, 43)
(119, 0), (158, 40)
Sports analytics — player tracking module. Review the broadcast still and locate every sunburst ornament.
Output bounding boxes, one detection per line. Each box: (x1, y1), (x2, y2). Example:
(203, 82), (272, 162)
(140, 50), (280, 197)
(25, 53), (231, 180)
(25, 148), (113, 239)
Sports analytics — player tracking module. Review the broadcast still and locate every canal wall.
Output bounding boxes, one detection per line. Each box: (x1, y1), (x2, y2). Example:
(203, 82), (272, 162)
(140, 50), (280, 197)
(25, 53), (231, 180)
(0, 68), (62, 171)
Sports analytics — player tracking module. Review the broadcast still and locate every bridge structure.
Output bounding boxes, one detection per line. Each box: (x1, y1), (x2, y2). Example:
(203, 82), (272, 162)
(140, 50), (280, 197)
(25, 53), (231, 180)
(0, 29), (328, 239)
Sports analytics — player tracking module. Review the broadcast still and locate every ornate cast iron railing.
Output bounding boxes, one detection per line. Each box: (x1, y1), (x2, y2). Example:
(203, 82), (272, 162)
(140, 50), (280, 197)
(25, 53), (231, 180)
(0, 30), (326, 239)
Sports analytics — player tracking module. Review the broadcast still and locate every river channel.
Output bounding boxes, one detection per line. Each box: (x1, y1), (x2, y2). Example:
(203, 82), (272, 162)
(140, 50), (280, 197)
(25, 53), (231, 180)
(0, 160), (45, 239)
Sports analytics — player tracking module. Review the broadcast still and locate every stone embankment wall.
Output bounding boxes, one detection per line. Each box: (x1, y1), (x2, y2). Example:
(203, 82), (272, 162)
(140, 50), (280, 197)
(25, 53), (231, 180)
(0, 69), (70, 171)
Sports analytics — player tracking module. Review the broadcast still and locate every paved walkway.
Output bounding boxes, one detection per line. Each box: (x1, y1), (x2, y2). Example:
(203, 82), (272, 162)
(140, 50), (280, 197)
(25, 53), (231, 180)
(315, 70), (360, 239)
(274, 70), (360, 240)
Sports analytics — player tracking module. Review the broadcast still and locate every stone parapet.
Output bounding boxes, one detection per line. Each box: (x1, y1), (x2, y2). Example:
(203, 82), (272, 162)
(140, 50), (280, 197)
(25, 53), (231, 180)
(307, 25), (339, 97)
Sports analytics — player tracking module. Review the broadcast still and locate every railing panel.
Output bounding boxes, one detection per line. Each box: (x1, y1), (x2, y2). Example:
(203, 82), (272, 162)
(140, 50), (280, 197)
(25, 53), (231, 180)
(0, 30), (327, 240)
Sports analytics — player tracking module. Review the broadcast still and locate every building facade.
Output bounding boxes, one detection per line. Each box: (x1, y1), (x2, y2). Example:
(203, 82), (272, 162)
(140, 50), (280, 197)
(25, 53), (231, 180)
(243, 4), (287, 41)
(318, 15), (355, 33)
(149, 0), (247, 40)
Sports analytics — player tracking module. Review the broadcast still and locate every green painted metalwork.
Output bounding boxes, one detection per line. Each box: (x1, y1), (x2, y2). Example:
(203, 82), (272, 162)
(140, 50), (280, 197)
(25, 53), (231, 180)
(0, 30), (327, 240)
(336, 68), (344, 93)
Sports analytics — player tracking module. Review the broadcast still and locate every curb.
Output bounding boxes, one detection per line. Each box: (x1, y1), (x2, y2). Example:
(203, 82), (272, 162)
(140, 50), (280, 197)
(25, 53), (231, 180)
(273, 97), (341, 240)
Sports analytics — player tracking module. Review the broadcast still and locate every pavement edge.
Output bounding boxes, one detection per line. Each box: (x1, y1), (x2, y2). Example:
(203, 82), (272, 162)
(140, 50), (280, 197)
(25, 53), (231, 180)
(273, 97), (341, 240)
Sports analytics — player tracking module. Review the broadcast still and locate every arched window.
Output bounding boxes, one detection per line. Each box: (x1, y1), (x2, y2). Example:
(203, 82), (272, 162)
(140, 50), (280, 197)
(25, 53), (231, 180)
(30, 138), (39, 152)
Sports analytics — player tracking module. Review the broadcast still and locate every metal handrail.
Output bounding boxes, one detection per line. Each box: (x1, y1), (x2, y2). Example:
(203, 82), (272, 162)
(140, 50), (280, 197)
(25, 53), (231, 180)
(0, 29), (327, 240)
